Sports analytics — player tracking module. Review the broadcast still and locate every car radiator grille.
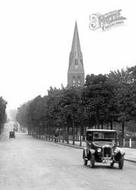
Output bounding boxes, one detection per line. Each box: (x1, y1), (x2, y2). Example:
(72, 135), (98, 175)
(103, 147), (112, 157)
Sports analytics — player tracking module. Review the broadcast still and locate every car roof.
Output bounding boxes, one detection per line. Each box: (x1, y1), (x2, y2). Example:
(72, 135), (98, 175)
(86, 129), (116, 132)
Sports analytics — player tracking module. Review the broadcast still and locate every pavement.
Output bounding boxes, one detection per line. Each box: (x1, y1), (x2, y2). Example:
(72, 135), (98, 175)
(122, 147), (136, 163)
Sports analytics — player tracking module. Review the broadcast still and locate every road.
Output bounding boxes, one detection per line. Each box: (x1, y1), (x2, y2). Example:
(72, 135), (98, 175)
(0, 123), (136, 190)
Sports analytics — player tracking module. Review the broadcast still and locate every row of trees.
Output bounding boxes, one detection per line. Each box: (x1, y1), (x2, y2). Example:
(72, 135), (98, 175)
(16, 66), (136, 145)
(0, 97), (7, 134)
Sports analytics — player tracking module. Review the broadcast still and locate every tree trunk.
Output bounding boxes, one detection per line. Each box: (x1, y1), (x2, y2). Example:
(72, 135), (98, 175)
(79, 124), (82, 146)
(72, 119), (75, 145)
(101, 121), (103, 129)
(88, 114), (91, 128)
(66, 125), (69, 144)
(110, 121), (113, 130)
(122, 121), (125, 147)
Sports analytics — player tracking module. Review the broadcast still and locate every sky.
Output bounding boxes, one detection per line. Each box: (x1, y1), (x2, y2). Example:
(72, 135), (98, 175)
(0, 0), (136, 110)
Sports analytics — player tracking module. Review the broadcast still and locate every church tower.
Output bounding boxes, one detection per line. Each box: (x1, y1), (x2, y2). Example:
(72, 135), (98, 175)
(67, 22), (85, 87)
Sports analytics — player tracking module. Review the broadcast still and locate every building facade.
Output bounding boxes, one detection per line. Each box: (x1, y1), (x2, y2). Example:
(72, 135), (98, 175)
(67, 22), (85, 87)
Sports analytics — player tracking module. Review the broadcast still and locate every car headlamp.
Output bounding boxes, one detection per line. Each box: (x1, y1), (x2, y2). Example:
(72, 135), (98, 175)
(88, 142), (92, 146)
(97, 148), (101, 153)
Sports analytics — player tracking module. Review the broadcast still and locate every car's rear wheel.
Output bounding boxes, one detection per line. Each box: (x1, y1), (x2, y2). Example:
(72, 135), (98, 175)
(84, 158), (88, 166)
(90, 155), (95, 168)
(83, 150), (88, 166)
(119, 157), (124, 169)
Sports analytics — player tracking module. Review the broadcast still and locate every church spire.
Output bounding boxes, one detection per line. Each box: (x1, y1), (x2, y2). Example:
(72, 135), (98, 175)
(67, 21), (85, 87)
(71, 21), (81, 56)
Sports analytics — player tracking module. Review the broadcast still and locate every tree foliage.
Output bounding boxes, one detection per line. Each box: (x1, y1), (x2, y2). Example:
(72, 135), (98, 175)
(0, 96), (7, 133)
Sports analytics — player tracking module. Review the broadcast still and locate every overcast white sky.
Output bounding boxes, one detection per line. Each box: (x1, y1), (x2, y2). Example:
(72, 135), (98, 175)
(0, 0), (136, 110)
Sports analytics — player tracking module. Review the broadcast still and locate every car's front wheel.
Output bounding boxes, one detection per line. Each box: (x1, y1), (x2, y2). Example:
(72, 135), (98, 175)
(110, 161), (114, 168)
(90, 154), (95, 168)
(119, 157), (124, 169)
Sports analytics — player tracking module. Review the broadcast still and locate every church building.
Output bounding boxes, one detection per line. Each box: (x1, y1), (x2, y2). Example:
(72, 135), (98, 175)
(67, 22), (85, 87)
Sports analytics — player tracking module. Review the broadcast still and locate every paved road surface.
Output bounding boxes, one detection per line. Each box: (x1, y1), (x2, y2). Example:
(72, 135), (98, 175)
(0, 123), (136, 190)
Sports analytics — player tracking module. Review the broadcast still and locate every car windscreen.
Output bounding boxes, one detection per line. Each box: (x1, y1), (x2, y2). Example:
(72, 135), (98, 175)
(93, 132), (116, 141)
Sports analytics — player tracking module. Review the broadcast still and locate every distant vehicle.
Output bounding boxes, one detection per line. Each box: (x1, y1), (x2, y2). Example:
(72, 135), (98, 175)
(9, 131), (15, 138)
(83, 129), (125, 169)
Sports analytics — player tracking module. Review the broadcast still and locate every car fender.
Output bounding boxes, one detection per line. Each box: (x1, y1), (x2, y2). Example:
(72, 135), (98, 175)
(89, 149), (95, 154)
(114, 147), (125, 156)
(114, 147), (125, 161)
(83, 148), (95, 158)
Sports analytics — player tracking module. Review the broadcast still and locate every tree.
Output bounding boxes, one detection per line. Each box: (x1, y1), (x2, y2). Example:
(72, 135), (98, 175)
(83, 74), (116, 129)
(108, 68), (136, 145)
(0, 97), (7, 133)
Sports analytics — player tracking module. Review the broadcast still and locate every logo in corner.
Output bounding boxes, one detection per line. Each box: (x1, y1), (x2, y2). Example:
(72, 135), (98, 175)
(89, 9), (126, 31)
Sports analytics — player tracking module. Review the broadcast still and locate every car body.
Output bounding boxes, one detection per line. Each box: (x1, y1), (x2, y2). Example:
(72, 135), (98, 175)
(9, 131), (15, 138)
(83, 129), (125, 169)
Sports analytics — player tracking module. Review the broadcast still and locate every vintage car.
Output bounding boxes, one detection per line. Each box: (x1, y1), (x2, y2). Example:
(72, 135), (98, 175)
(83, 129), (125, 169)
(9, 131), (15, 138)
